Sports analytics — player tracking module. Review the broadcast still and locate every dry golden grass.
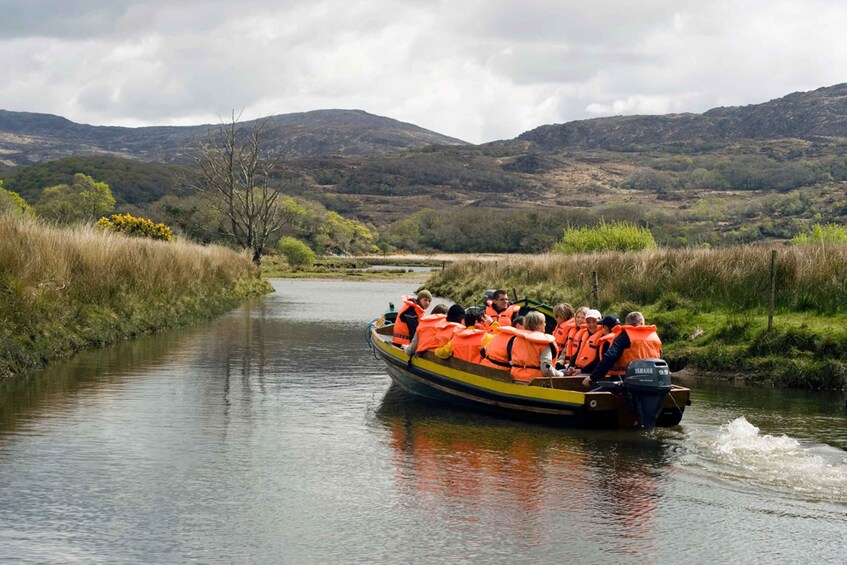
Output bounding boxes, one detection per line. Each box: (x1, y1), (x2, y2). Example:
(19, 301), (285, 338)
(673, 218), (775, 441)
(0, 215), (268, 377)
(427, 245), (847, 313)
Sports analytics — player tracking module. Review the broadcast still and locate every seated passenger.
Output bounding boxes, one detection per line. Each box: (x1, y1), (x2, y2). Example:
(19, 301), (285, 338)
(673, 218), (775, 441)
(552, 303), (575, 353)
(485, 290), (521, 327)
(558, 306), (588, 369)
(583, 311), (662, 388)
(595, 315), (621, 360)
(512, 316), (525, 330)
(566, 309), (603, 375)
(404, 304), (464, 356)
(508, 311), (564, 384)
(480, 323), (522, 371)
(392, 290), (432, 347)
(435, 308), (491, 363)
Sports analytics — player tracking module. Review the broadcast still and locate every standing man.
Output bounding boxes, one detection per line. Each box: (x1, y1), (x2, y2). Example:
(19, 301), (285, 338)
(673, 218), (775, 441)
(583, 311), (662, 388)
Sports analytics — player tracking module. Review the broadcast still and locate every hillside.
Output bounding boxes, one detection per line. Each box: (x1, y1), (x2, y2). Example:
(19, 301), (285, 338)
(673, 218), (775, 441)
(5, 84), (847, 253)
(0, 109), (468, 167)
(519, 84), (847, 150)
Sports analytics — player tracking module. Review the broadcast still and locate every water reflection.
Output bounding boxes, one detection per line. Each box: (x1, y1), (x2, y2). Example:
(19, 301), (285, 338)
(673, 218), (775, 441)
(0, 327), (200, 440)
(376, 384), (672, 559)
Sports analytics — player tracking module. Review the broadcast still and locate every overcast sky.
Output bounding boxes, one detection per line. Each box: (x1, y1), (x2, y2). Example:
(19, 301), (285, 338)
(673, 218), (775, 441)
(2, 0), (846, 143)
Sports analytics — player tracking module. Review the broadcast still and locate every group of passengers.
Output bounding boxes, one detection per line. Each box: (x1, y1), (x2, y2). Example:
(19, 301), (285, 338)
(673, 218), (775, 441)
(392, 289), (662, 389)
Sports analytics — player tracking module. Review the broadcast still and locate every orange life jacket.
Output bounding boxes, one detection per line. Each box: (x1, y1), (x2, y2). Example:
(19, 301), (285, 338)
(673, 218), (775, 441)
(485, 301), (521, 327)
(480, 326), (521, 370)
(553, 319), (575, 351)
(392, 296), (425, 346)
(573, 328), (605, 369)
(509, 331), (557, 383)
(416, 316), (464, 353)
(609, 325), (663, 376)
(450, 328), (488, 364)
(566, 325), (587, 362)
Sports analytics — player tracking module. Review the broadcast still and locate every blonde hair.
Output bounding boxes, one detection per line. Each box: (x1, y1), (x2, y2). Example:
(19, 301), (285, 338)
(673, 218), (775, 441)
(553, 303), (574, 321)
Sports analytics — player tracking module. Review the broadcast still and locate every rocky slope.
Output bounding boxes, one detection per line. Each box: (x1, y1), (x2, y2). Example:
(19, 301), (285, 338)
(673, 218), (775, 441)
(519, 83), (847, 150)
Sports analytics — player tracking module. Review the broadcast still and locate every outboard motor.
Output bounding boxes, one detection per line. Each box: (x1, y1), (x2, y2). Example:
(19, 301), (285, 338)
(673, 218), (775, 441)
(623, 359), (672, 429)
(482, 289), (497, 303)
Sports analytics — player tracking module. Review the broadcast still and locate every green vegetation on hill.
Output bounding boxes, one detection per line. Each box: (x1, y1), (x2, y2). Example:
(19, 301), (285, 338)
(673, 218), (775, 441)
(0, 215), (270, 378)
(2, 155), (185, 205)
(424, 246), (847, 390)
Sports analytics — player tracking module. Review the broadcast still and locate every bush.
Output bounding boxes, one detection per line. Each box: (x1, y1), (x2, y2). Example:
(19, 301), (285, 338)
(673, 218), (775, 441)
(96, 213), (173, 241)
(552, 221), (657, 254)
(278, 237), (315, 268)
(790, 223), (847, 245)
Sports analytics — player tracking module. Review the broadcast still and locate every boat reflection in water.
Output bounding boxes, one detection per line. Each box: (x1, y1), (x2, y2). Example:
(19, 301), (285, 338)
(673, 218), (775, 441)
(375, 384), (671, 559)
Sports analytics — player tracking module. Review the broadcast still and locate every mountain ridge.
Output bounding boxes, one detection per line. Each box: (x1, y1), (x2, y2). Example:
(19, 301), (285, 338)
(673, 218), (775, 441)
(0, 108), (468, 167)
(518, 83), (847, 150)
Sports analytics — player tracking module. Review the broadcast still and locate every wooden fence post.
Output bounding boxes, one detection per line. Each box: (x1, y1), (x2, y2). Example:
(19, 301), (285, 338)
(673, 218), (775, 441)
(592, 271), (599, 309)
(768, 249), (777, 332)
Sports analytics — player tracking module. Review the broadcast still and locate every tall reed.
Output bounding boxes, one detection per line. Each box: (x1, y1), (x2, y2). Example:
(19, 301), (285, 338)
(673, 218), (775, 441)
(426, 245), (847, 313)
(0, 215), (269, 377)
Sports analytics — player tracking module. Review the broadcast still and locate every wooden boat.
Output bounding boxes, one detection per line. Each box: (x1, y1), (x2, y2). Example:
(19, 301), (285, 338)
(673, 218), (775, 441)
(367, 298), (691, 430)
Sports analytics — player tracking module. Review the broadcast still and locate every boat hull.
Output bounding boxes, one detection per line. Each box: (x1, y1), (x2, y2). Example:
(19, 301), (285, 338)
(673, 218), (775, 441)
(369, 324), (689, 429)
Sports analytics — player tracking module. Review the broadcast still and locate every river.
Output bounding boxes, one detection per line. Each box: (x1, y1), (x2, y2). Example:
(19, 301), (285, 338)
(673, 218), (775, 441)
(0, 279), (845, 563)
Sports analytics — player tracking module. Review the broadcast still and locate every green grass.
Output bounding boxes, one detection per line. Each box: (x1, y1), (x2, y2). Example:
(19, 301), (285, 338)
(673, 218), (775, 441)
(0, 215), (271, 378)
(424, 247), (847, 389)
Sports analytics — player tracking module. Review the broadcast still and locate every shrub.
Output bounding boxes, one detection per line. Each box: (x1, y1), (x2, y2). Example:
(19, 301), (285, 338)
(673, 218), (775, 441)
(790, 223), (847, 245)
(278, 237), (315, 268)
(0, 180), (31, 216)
(96, 213), (173, 241)
(552, 221), (657, 254)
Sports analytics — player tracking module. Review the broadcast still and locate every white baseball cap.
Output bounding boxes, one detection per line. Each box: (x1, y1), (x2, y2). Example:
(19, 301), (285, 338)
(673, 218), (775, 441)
(584, 309), (602, 320)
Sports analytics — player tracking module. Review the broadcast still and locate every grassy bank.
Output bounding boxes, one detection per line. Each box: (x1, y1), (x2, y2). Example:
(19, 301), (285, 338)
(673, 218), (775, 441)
(0, 216), (271, 378)
(424, 247), (847, 390)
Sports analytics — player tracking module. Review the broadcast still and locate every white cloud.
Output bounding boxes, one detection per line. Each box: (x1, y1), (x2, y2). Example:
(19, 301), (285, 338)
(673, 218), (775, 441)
(1, 0), (847, 142)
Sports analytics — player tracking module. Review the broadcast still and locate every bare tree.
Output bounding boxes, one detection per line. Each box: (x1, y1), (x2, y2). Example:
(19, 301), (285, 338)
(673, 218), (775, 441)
(187, 112), (295, 264)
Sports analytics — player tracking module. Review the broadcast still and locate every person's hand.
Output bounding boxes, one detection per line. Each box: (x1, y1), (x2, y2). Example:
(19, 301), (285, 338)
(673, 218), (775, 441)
(566, 366), (579, 376)
(582, 376), (593, 388)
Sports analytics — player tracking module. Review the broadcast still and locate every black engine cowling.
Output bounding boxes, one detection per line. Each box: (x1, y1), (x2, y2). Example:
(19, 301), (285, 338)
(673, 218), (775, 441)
(623, 359), (672, 429)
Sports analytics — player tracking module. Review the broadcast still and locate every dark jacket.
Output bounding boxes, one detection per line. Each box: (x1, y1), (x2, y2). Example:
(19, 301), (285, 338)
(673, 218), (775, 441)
(589, 331), (663, 382)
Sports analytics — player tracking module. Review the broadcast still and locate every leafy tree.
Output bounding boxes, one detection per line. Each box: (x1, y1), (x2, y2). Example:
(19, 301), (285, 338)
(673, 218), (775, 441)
(0, 180), (31, 216)
(313, 211), (376, 255)
(35, 173), (115, 223)
(791, 223), (847, 245)
(278, 237), (315, 267)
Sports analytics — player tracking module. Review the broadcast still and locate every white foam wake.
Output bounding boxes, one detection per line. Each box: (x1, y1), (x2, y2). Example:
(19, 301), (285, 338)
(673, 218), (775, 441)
(708, 416), (847, 503)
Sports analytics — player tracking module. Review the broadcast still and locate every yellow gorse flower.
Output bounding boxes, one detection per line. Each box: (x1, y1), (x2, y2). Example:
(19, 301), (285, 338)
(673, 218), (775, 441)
(96, 213), (173, 242)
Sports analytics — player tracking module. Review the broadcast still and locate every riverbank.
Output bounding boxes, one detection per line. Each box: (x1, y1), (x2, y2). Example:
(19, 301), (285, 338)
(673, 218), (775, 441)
(423, 248), (847, 390)
(260, 254), (443, 280)
(0, 216), (271, 378)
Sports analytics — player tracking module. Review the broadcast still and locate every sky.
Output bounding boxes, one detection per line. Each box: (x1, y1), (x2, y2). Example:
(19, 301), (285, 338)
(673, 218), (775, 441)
(2, 0), (847, 144)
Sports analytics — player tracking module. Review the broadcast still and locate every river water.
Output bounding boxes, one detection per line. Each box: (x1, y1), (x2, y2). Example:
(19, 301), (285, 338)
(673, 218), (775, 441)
(0, 279), (845, 563)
